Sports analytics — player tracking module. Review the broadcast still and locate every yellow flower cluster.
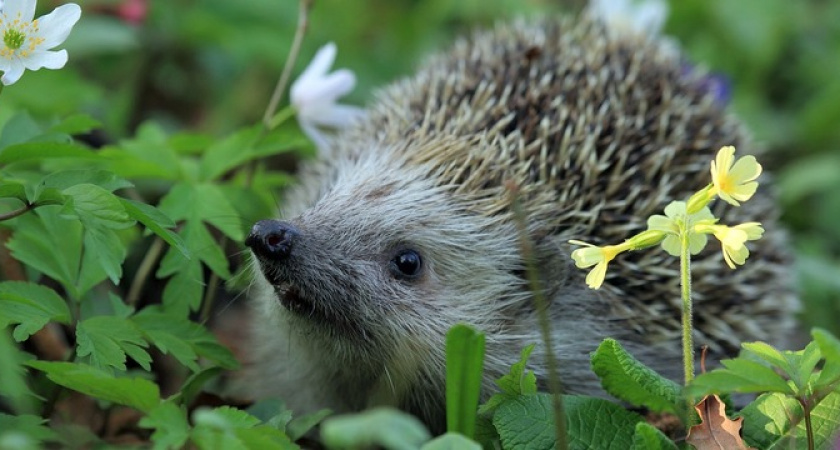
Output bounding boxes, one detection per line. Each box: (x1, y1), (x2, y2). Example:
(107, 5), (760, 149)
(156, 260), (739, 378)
(570, 146), (764, 289)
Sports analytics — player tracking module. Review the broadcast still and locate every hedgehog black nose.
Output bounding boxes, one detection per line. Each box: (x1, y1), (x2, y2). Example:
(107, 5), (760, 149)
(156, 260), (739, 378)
(245, 220), (299, 260)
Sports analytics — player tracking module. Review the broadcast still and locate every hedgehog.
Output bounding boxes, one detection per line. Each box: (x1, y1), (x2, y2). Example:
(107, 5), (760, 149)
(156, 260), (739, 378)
(243, 16), (797, 433)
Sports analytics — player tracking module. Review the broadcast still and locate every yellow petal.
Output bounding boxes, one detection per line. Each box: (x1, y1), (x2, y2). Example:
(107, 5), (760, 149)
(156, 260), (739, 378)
(728, 155), (762, 183)
(585, 261), (609, 289)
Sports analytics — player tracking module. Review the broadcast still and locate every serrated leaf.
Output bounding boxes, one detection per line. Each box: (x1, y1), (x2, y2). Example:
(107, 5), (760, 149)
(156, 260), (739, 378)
(686, 395), (753, 450)
(813, 329), (840, 388)
(120, 199), (189, 257)
(31, 188), (65, 206)
(0, 414), (60, 445)
(0, 142), (98, 163)
(591, 338), (683, 416)
(247, 399), (293, 430)
(100, 122), (181, 180)
(138, 401), (190, 450)
(191, 406), (297, 449)
(0, 281), (71, 341)
(445, 323), (485, 438)
(198, 125), (262, 181)
(742, 342), (793, 375)
(421, 432), (482, 450)
(160, 258), (204, 315)
(158, 182), (243, 241)
(0, 330), (39, 414)
(83, 227), (126, 284)
(741, 390), (840, 449)
(631, 422), (678, 450)
(176, 367), (224, 407)
(49, 114), (102, 135)
(76, 316), (151, 372)
(493, 394), (643, 450)
(321, 407), (431, 450)
(479, 344), (537, 415)
(38, 169), (132, 194)
(61, 184), (132, 229)
(5, 208), (88, 296)
(26, 361), (160, 412)
(691, 358), (795, 396)
(0, 181), (27, 202)
(132, 309), (238, 371)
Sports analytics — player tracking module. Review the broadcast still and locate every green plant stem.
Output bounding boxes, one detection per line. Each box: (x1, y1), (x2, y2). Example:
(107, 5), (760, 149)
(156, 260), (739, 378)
(126, 237), (165, 306)
(508, 182), (567, 450)
(0, 203), (35, 221)
(262, 0), (313, 127)
(200, 236), (227, 324)
(679, 228), (696, 426)
(799, 398), (814, 450)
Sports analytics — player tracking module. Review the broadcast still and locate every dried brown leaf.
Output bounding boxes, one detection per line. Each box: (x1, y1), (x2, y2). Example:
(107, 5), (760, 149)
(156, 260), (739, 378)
(686, 395), (755, 450)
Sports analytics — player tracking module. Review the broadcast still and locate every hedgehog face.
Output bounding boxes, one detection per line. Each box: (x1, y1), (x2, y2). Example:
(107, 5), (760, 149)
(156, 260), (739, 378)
(247, 154), (530, 363)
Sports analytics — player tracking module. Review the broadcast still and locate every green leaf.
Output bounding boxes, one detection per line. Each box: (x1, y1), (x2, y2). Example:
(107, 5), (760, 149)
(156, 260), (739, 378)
(631, 422), (678, 450)
(590, 338), (683, 416)
(445, 323), (485, 438)
(321, 407), (431, 450)
(742, 341), (793, 374)
(198, 125), (262, 181)
(492, 394), (643, 450)
(158, 182), (243, 241)
(286, 409), (331, 441)
(76, 316), (152, 372)
(247, 399), (293, 431)
(191, 406), (297, 450)
(0, 112), (42, 148)
(479, 344), (537, 415)
(100, 122), (181, 180)
(175, 367), (224, 407)
(740, 390), (840, 449)
(120, 199), (189, 257)
(160, 258), (204, 315)
(813, 328), (840, 388)
(0, 181), (27, 202)
(0, 330), (38, 414)
(132, 309), (239, 371)
(49, 114), (102, 135)
(61, 184), (132, 229)
(0, 414), (60, 446)
(138, 401), (191, 450)
(5, 208), (91, 296)
(0, 281), (72, 341)
(26, 361), (160, 412)
(421, 433), (482, 450)
(82, 227), (127, 284)
(691, 358), (795, 396)
(0, 142), (98, 163)
(37, 169), (132, 194)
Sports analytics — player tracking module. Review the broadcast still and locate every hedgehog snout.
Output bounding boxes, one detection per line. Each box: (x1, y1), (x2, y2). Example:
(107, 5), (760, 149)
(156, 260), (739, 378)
(245, 219), (299, 261)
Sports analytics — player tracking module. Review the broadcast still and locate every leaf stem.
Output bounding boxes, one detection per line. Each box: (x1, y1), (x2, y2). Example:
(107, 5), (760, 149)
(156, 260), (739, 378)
(679, 225), (696, 426)
(262, 0), (313, 128)
(200, 236), (227, 324)
(126, 237), (165, 306)
(799, 397), (814, 450)
(0, 203), (35, 221)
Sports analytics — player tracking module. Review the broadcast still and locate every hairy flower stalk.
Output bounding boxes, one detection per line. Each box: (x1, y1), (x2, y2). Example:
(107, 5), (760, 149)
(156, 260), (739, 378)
(0, 0), (81, 85)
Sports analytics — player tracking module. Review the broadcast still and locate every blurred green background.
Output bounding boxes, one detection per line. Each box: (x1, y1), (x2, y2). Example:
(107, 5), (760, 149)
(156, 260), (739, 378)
(2, 0), (839, 335)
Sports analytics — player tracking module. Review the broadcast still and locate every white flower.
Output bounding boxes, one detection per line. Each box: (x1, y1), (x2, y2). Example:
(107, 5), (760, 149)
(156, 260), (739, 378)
(0, 0), (81, 85)
(588, 0), (668, 37)
(290, 42), (365, 152)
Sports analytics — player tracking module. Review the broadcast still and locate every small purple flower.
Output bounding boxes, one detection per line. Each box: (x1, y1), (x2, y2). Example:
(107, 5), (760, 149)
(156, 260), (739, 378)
(681, 60), (732, 107)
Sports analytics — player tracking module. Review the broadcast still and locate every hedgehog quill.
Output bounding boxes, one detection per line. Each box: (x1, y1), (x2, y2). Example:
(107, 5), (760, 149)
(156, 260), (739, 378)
(244, 17), (797, 433)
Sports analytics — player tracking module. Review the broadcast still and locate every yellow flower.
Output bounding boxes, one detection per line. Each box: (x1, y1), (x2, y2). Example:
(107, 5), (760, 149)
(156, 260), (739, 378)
(710, 146), (762, 206)
(693, 222), (763, 269)
(647, 201), (714, 256)
(569, 240), (631, 289)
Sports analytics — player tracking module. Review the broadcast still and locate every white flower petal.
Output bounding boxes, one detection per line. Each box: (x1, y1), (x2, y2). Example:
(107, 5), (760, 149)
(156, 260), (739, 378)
(293, 68), (355, 108)
(0, 60), (26, 85)
(33, 3), (82, 49)
(3, 0), (37, 22)
(298, 120), (330, 152)
(305, 104), (365, 128)
(22, 49), (67, 70)
(294, 42), (336, 88)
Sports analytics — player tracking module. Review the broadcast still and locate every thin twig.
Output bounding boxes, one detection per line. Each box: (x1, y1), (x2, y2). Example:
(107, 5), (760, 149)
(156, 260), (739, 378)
(506, 181), (568, 450)
(0, 203), (35, 221)
(126, 237), (166, 306)
(262, 0), (314, 127)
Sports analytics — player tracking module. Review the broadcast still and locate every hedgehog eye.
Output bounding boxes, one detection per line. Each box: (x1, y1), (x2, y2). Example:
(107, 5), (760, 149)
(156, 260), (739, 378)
(390, 249), (423, 280)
